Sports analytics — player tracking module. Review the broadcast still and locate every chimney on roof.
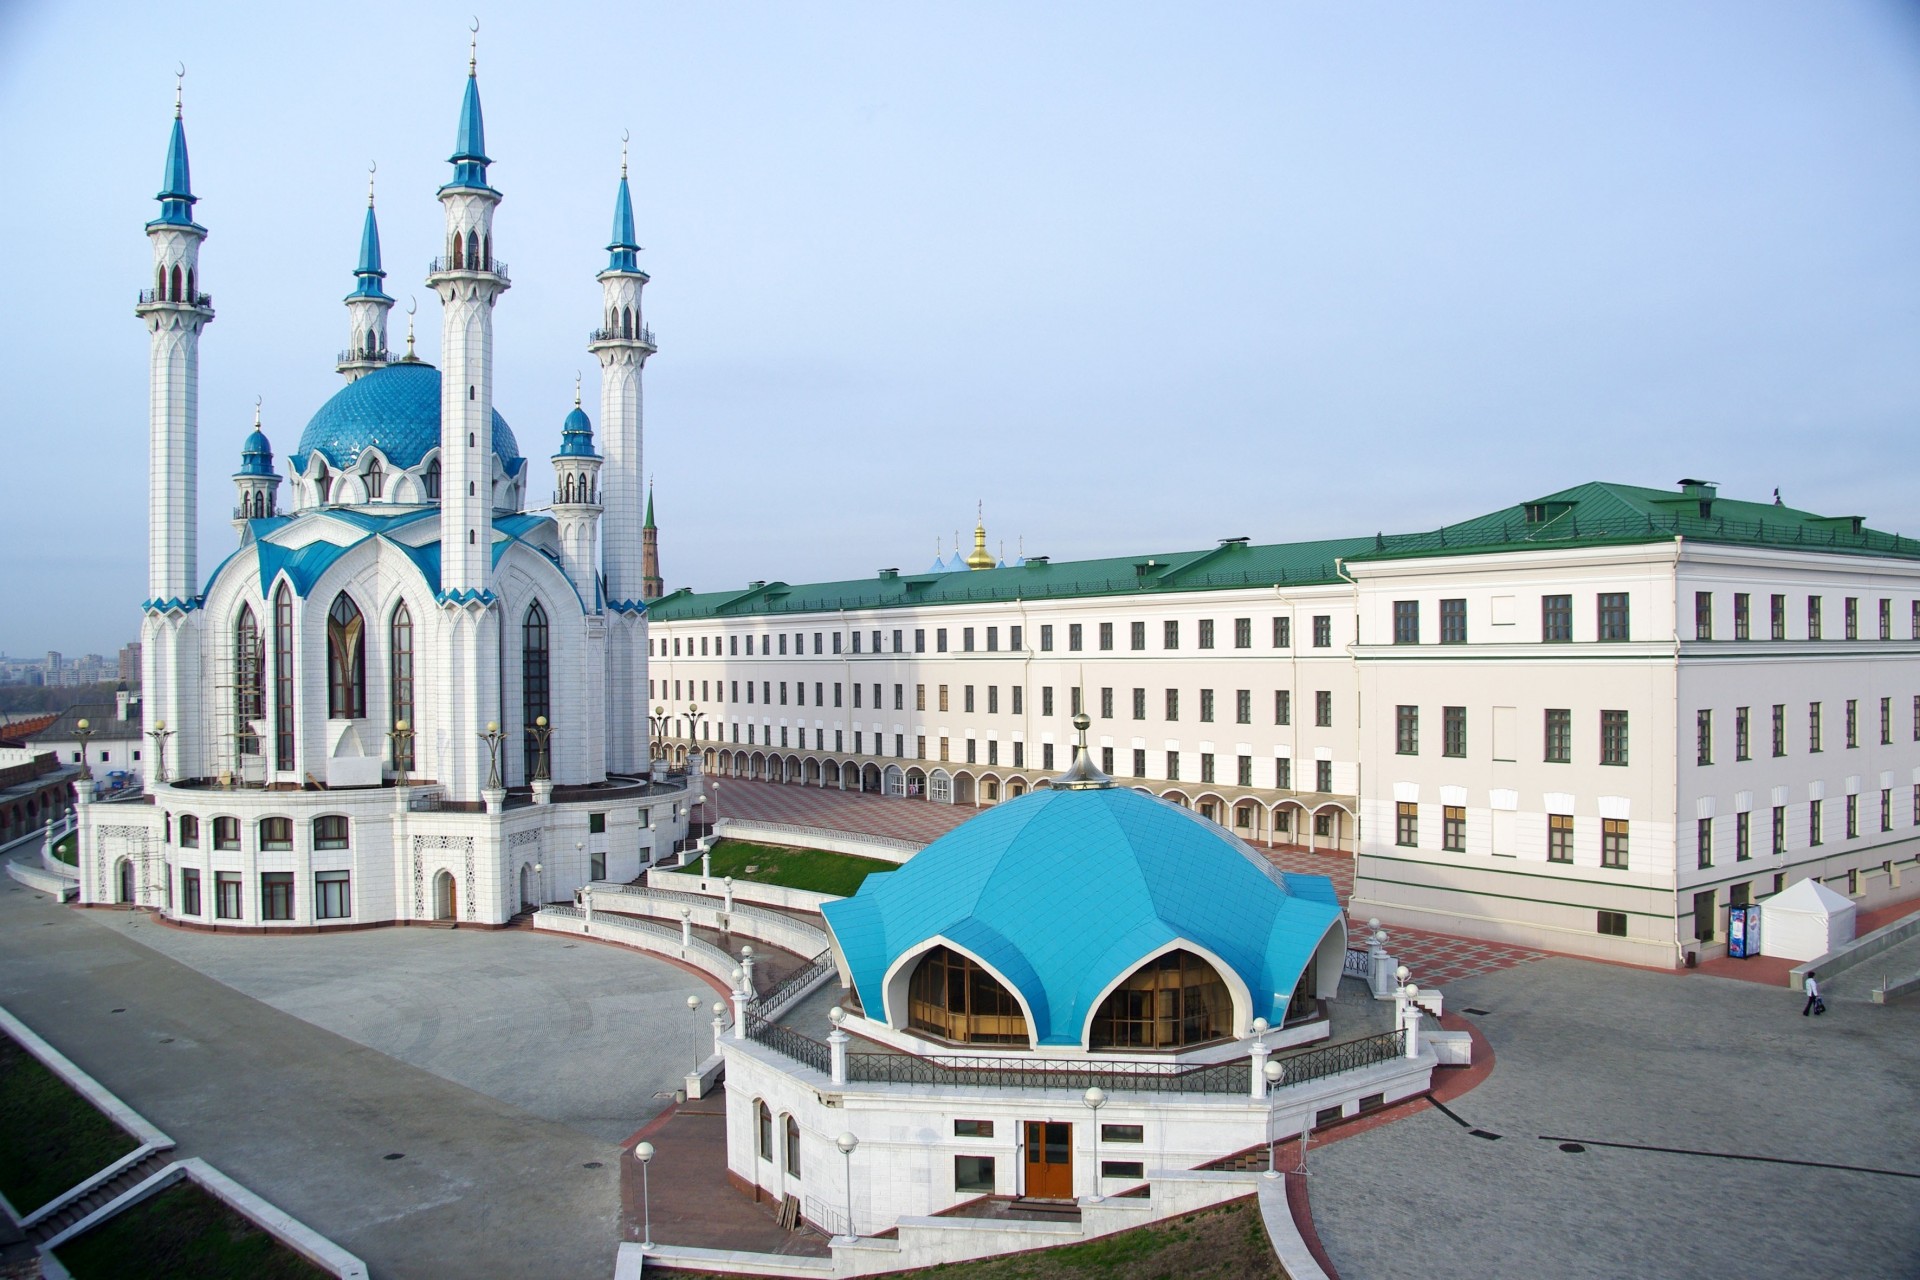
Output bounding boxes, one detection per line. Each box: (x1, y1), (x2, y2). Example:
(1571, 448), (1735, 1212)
(1678, 478), (1718, 518)
(115, 690), (131, 721)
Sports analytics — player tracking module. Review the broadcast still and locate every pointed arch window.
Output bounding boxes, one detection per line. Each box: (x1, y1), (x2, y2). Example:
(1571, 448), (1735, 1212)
(1088, 950), (1232, 1049)
(326, 593), (366, 719)
(273, 584), (295, 771)
(523, 601), (550, 781)
(425, 458), (442, 501)
(364, 459), (384, 500)
(186, 267), (195, 301)
(169, 264), (182, 301)
(390, 603), (414, 772)
(482, 233), (491, 271)
(467, 229), (480, 271)
(156, 265), (166, 296)
(235, 605), (262, 755)
(314, 464), (332, 505)
(621, 306), (633, 338)
(907, 946), (1029, 1046)
(451, 234), (464, 269)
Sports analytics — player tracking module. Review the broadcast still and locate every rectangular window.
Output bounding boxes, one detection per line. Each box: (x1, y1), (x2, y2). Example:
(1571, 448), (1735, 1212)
(1165, 689), (1179, 721)
(1072, 687), (1083, 716)
(964, 685), (975, 713)
(1199, 689), (1214, 723)
(315, 870), (350, 919)
(178, 815), (200, 848)
(936, 628), (948, 653)
(1275, 690), (1291, 726)
(1164, 620), (1180, 650)
(260, 816), (292, 851)
(1772, 593), (1787, 640)
(1601, 710), (1629, 765)
(1697, 709), (1713, 766)
(938, 685), (949, 712)
(1545, 709), (1571, 763)
(1395, 705), (1419, 755)
(1395, 801), (1418, 847)
(954, 1155), (995, 1193)
(1845, 597), (1858, 640)
(1237, 755), (1253, 787)
(1315, 690), (1332, 728)
(1132, 688), (1146, 720)
(1100, 1161), (1146, 1181)
(1235, 690), (1251, 725)
(1809, 701), (1823, 753)
(1040, 624), (1053, 652)
(215, 872), (242, 920)
(1273, 616), (1291, 648)
(1735, 706), (1750, 760)
(1443, 805), (1466, 852)
(1042, 743), (1054, 770)
(1597, 910), (1628, 938)
(1234, 618), (1252, 648)
(261, 872), (294, 921)
(1883, 788), (1893, 832)
(963, 627), (975, 652)
(1200, 752), (1215, 783)
(1773, 703), (1786, 756)
(1130, 621), (1146, 651)
(1041, 687), (1053, 717)
(1276, 757), (1292, 789)
(1736, 811), (1750, 861)
(986, 626), (998, 652)
(986, 739), (998, 766)
(1847, 793), (1859, 839)
(1548, 813), (1574, 863)
(179, 868), (201, 915)
(1316, 759), (1333, 792)
(1165, 751), (1180, 781)
(1734, 592), (1750, 640)
(954, 1119), (995, 1138)
(1882, 696), (1893, 745)
(1694, 591), (1712, 640)
(1772, 806), (1786, 856)
(1880, 598), (1892, 640)
(965, 738), (976, 764)
(1597, 593), (1630, 641)
(1807, 596), (1822, 640)
(1068, 623), (1083, 651)
(892, 629), (903, 653)
(1697, 817), (1713, 869)
(1542, 594), (1573, 642)
(1443, 706), (1466, 758)
(1597, 821), (1628, 871)
(1101, 1123), (1144, 1144)
(1099, 622), (1113, 651)
(914, 628), (926, 653)
(916, 684), (927, 711)
(1198, 618), (1215, 649)
(313, 815), (349, 850)
(1132, 748), (1146, 777)
(1809, 798), (1824, 846)
(1312, 615), (1331, 648)
(1393, 600), (1420, 644)
(1846, 699), (1858, 748)
(1440, 598), (1466, 644)
(1011, 687), (1022, 715)
(779, 633), (788, 656)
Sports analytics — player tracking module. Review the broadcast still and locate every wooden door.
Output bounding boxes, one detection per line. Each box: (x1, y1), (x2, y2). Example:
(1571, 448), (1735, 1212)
(1024, 1121), (1072, 1199)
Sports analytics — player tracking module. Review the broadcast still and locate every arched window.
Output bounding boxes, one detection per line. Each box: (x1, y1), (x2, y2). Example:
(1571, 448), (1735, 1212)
(156, 265), (166, 295)
(326, 593), (366, 719)
(169, 264), (182, 300)
(756, 1101), (773, 1162)
(906, 946), (1028, 1046)
(235, 605), (262, 755)
(1088, 950), (1232, 1050)
(482, 232), (491, 270)
(450, 234), (463, 269)
(390, 603), (414, 772)
(467, 229), (479, 270)
(561, 475), (573, 504)
(314, 464), (332, 505)
(783, 1115), (800, 1177)
(186, 267), (195, 300)
(522, 602), (550, 781)
(621, 306), (633, 338)
(425, 458), (441, 500)
(364, 459), (384, 500)
(273, 584), (295, 771)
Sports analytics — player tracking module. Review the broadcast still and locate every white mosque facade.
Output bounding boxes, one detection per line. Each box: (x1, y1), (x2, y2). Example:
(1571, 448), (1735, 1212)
(76, 58), (694, 928)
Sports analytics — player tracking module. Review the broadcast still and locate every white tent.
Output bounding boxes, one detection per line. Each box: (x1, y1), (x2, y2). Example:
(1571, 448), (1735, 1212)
(1759, 878), (1858, 962)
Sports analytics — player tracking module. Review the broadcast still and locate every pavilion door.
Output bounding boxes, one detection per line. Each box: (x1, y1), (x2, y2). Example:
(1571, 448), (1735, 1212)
(1023, 1121), (1073, 1199)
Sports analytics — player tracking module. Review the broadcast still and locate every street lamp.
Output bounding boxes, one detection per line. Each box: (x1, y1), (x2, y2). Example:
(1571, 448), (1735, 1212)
(528, 714), (553, 782)
(687, 993), (702, 1068)
(479, 721), (507, 791)
(533, 861), (544, 907)
(74, 719), (93, 781)
(634, 1141), (655, 1250)
(387, 718), (413, 788)
(1262, 1059), (1285, 1178)
(1083, 1086), (1107, 1200)
(147, 719), (173, 785)
(835, 1131), (859, 1240)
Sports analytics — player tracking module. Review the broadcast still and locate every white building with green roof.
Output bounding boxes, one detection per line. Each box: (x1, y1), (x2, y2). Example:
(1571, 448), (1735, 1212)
(645, 480), (1920, 965)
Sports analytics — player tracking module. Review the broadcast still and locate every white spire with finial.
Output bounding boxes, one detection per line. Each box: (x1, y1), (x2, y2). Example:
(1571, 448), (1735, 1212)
(574, 370), (583, 407)
(174, 62), (184, 117)
(469, 15), (479, 73)
(404, 297), (417, 359)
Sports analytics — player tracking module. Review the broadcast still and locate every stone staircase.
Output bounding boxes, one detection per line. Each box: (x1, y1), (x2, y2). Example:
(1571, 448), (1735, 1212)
(26, 1148), (171, 1246)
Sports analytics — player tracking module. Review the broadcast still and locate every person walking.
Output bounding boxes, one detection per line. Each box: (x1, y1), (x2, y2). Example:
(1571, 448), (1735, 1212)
(1802, 971), (1823, 1016)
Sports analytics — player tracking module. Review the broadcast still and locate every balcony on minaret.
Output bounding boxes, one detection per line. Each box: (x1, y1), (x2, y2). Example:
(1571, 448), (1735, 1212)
(588, 320), (656, 350)
(136, 285), (213, 313)
(427, 254), (510, 284)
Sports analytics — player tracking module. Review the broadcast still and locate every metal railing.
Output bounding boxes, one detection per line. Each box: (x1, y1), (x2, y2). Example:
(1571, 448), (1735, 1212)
(592, 882), (828, 945)
(336, 349), (389, 365)
(758, 949), (836, 1014)
(1270, 1029), (1406, 1086)
(844, 1051), (1251, 1094)
(136, 289), (213, 308)
(588, 324), (656, 347)
(1364, 510), (1920, 563)
(427, 257), (510, 282)
(746, 1012), (831, 1074)
(718, 818), (922, 858)
(1342, 949), (1373, 979)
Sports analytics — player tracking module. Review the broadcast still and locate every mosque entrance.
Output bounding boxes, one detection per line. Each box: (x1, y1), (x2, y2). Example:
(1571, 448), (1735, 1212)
(1023, 1121), (1073, 1200)
(433, 869), (457, 921)
(116, 859), (134, 905)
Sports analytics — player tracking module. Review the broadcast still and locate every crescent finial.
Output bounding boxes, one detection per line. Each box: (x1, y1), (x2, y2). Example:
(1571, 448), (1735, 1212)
(173, 63), (185, 115)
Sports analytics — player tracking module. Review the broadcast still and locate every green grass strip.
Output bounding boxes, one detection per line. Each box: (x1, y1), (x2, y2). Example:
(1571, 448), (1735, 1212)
(663, 838), (898, 896)
(0, 1033), (137, 1213)
(56, 1180), (330, 1280)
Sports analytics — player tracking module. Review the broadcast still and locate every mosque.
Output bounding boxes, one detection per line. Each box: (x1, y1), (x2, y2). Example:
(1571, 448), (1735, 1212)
(75, 47), (693, 927)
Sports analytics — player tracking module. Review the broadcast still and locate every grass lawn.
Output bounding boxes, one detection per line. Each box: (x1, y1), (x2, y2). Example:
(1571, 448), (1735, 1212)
(51, 831), (76, 864)
(0, 1033), (138, 1213)
(56, 1180), (330, 1280)
(663, 839), (898, 897)
(888, 1199), (1282, 1280)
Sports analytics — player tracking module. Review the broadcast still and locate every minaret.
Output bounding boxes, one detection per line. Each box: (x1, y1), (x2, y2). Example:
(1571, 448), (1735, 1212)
(424, 37), (509, 801)
(232, 404), (281, 540)
(135, 76), (214, 787)
(425, 37), (509, 602)
(641, 482), (662, 598)
(551, 379), (604, 603)
(589, 138), (657, 773)
(136, 78), (214, 611)
(337, 168), (392, 381)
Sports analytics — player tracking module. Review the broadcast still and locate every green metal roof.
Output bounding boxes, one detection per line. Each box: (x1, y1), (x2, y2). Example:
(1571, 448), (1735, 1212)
(645, 482), (1920, 622)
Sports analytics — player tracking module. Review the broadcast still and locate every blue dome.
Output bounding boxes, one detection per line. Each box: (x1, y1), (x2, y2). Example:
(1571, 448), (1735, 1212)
(555, 405), (597, 458)
(822, 785), (1343, 1046)
(237, 428), (275, 477)
(294, 362), (520, 474)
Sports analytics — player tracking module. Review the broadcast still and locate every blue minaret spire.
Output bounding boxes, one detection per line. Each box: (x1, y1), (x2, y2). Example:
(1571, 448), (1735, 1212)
(607, 138), (640, 272)
(351, 172), (388, 298)
(153, 77), (199, 228)
(338, 165), (393, 378)
(447, 31), (493, 191)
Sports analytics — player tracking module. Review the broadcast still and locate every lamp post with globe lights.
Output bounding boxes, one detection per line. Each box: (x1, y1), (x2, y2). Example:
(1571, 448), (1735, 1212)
(835, 1132), (859, 1240)
(686, 993), (703, 1069)
(387, 718), (414, 788)
(528, 714), (553, 782)
(633, 1141), (655, 1250)
(1262, 1059), (1286, 1177)
(1082, 1087), (1107, 1202)
(74, 719), (94, 781)
(479, 721), (507, 791)
(147, 720), (173, 785)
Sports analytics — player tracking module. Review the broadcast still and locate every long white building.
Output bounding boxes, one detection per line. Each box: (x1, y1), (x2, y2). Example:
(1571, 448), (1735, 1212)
(646, 482), (1920, 965)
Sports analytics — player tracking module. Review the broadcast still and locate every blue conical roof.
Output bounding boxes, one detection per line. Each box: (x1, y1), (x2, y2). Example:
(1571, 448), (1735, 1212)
(237, 426), (275, 478)
(152, 110), (198, 227)
(350, 202), (389, 299)
(607, 174), (639, 272)
(446, 71), (493, 190)
(555, 404), (598, 458)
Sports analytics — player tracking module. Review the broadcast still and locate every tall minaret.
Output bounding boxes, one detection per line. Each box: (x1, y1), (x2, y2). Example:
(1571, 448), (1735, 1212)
(135, 77), (214, 787)
(641, 482), (663, 598)
(589, 139), (657, 772)
(232, 404), (280, 540)
(425, 38), (509, 802)
(337, 168), (392, 381)
(551, 380), (604, 603)
(426, 36), (509, 601)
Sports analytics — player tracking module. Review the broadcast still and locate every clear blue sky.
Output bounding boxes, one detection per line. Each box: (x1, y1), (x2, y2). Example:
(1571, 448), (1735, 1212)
(3, 1), (1918, 654)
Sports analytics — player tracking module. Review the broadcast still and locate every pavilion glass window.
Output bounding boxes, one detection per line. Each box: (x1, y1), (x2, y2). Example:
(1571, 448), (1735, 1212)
(178, 815), (199, 848)
(1089, 950), (1233, 1048)
(907, 946), (1029, 1045)
(215, 872), (242, 920)
(326, 592), (366, 719)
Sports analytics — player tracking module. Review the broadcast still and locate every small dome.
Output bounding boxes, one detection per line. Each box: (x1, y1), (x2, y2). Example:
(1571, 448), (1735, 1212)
(237, 427), (275, 477)
(555, 404), (598, 458)
(294, 361), (520, 474)
(822, 786), (1343, 1046)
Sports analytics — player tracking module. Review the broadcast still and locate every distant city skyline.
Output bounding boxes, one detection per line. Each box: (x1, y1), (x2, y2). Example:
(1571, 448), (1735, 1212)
(3, 1), (1918, 652)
